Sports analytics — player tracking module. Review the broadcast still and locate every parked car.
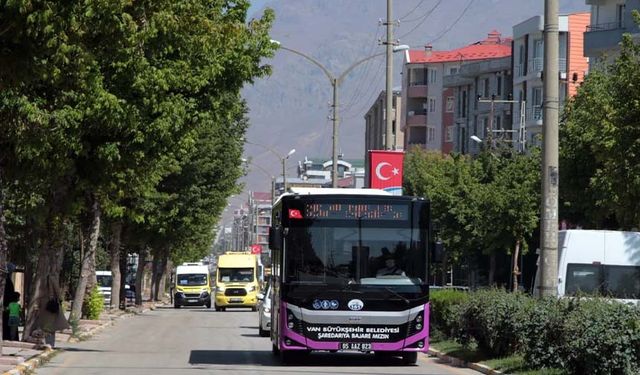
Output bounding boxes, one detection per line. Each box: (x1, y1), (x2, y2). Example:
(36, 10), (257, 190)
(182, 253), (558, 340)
(257, 281), (272, 337)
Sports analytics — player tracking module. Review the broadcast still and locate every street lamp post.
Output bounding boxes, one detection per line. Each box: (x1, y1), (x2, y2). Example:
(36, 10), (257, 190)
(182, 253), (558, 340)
(245, 140), (296, 199)
(271, 40), (408, 187)
(282, 148), (296, 193)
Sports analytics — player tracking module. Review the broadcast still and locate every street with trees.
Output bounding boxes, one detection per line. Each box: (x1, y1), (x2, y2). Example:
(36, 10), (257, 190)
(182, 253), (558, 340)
(0, 0), (275, 345)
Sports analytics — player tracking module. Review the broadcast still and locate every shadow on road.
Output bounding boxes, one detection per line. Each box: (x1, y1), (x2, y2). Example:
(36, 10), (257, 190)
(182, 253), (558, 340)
(189, 350), (415, 367)
(240, 333), (262, 338)
(190, 350), (276, 366)
(61, 347), (109, 353)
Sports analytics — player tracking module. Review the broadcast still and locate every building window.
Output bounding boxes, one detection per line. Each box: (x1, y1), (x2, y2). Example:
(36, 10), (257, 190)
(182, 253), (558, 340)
(483, 78), (490, 97)
(446, 96), (454, 113)
(496, 76), (502, 96)
(449, 67), (458, 75)
(495, 116), (502, 130)
(428, 97), (437, 113)
(445, 126), (454, 143)
(429, 69), (437, 84)
(427, 127), (436, 143)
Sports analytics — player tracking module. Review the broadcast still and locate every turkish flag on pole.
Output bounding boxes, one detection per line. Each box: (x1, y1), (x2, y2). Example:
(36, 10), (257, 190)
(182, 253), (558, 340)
(369, 150), (404, 195)
(250, 244), (262, 254)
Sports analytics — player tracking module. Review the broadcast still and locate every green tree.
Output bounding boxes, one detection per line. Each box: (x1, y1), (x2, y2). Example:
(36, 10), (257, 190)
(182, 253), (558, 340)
(561, 11), (640, 230)
(0, 0), (275, 330)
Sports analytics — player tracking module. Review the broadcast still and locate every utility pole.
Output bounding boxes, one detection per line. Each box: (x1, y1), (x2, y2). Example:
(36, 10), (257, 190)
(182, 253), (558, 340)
(384, 0), (395, 150)
(478, 95), (521, 151)
(539, 0), (559, 297)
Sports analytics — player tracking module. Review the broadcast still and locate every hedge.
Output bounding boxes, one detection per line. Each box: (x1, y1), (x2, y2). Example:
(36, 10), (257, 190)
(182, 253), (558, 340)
(431, 288), (640, 374)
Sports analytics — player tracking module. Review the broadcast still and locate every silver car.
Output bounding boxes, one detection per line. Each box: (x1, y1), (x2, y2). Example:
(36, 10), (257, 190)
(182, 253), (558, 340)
(257, 282), (272, 337)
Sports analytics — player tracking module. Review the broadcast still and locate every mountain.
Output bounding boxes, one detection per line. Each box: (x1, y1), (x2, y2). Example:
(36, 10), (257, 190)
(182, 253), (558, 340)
(235, 0), (589, 203)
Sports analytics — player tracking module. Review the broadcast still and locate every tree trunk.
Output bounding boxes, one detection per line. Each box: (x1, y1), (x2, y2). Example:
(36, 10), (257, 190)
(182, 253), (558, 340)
(22, 178), (69, 340)
(70, 197), (101, 321)
(150, 253), (160, 301)
(0, 175), (9, 351)
(22, 229), (65, 339)
(155, 249), (169, 302)
(440, 252), (449, 286)
(512, 240), (522, 292)
(488, 253), (496, 286)
(134, 248), (147, 306)
(108, 222), (123, 310)
(118, 244), (128, 309)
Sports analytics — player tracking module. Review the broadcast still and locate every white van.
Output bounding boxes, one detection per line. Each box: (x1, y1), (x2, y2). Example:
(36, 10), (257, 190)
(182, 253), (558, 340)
(539, 230), (640, 303)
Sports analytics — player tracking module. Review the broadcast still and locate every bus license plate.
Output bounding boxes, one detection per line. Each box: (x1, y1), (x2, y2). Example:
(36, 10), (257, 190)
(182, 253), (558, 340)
(230, 298), (243, 303)
(340, 342), (372, 351)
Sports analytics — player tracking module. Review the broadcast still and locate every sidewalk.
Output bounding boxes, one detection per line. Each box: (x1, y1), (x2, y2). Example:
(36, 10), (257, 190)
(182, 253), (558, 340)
(0, 302), (162, 375)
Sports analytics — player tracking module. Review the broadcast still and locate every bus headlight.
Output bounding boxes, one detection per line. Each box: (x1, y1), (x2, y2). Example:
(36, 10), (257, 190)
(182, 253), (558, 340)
(264, 307), (271, 314)
(287, 321), (294, 329)
(247, 285), (256, 292)
(216, 286), (226, 293)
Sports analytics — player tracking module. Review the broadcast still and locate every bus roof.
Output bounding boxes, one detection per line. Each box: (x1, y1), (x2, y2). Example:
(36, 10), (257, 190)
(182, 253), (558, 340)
(289, 187), (391, 196)
(217, 253), (258, 268)
(274, 187), (393, 206)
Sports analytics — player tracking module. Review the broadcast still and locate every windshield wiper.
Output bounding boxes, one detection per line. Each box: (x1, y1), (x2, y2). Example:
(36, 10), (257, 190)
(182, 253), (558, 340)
(383, 287), (410, 305)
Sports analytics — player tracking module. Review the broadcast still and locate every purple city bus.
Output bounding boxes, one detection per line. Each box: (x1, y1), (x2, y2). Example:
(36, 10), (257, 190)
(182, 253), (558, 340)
(268, 188), (433, 364)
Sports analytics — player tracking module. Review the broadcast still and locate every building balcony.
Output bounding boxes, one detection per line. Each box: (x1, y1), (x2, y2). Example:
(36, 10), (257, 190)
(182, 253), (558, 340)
(584, 22), (626, 56)
(527, 57), (567, 75)
(407, 84), (428, 98)
(406, 113), (427, 126)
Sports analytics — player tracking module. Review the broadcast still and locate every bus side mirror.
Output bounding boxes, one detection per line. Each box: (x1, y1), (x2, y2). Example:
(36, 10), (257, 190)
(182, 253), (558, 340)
(431, 241), (444, 263)
(269, 227), (282, 250)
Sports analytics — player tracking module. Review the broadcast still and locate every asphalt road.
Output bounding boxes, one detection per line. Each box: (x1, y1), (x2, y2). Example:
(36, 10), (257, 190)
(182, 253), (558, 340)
(36, 306), (479, 375)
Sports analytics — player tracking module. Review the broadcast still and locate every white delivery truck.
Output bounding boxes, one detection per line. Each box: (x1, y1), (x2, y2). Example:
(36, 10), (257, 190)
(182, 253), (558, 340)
(536, 230), (640, 303)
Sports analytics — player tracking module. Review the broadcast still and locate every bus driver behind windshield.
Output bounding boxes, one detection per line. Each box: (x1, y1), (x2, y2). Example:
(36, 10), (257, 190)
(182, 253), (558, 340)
(376, 253), (406, 277)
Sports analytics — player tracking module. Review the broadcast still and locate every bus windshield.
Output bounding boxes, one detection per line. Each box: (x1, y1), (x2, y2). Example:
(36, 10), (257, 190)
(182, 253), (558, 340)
(284, 226), (426, 286)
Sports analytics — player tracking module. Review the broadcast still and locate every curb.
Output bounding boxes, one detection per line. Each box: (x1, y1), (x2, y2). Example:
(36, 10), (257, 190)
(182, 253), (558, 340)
(428, 348), (504, 375)
(2, 348), (56, 375)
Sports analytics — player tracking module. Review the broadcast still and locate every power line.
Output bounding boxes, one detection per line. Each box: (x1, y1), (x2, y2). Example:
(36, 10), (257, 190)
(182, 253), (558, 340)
(427, 0), (476, 45)
(342, 54), (386, 119)
(397, 0), (444, 40)
(341, 24), (383, 112)
(341, 57), (385, 115)
(398, 0), (427, 22)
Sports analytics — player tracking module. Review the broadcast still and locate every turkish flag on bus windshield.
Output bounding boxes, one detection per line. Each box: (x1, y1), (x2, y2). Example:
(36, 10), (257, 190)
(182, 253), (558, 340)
(369, 150), (404, 195)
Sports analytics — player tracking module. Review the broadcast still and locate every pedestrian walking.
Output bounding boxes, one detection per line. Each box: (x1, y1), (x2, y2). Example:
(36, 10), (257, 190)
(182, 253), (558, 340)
(6, 292), (22, 341)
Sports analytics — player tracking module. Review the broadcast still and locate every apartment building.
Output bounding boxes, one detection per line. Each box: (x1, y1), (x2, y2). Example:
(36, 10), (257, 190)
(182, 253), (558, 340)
(512, 13), (589, 147)
(248, 192), (272, 251)
(584, 0), (640, 68)
(401, 31), (511, 152)
(363, 90), (403, 182)
(443, 57), (514, 155)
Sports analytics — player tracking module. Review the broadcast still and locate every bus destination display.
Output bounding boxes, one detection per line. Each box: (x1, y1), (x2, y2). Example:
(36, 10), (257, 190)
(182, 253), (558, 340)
(304, 203), (408, 221)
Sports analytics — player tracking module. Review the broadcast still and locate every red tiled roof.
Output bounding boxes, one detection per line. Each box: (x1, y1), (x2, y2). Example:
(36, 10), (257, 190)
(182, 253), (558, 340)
(408, 31), (512, 64)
